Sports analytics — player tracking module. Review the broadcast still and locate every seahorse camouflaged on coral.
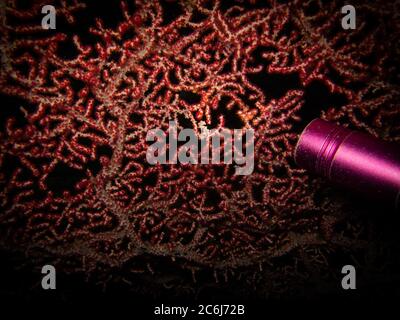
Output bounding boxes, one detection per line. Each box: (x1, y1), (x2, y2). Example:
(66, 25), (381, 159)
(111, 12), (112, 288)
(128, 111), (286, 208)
(0, 0), (399, 287)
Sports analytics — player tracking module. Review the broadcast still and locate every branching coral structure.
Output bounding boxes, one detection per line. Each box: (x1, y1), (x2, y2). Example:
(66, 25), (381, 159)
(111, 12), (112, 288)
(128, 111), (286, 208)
(0, 0), (399, 296)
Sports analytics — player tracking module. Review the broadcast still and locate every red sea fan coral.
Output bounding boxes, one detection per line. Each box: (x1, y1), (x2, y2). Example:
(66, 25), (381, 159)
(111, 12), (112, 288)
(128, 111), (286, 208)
(0, 0), (399, 295)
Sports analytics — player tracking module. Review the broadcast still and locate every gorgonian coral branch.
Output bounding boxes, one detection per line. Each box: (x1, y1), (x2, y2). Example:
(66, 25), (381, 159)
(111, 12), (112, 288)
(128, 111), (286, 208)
(0, 0), (399, 284)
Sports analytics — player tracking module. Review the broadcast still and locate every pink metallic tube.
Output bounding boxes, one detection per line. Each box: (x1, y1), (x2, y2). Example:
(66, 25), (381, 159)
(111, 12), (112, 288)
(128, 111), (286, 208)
(295, 119), (400, 212)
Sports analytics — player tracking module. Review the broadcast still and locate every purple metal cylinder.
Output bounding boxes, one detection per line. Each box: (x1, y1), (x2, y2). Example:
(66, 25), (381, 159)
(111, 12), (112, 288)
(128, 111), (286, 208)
(295, 119), (400, 212)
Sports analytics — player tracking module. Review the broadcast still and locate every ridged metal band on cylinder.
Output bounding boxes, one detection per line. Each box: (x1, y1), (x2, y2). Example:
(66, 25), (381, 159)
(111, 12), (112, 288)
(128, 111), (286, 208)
(315, 126), (352, 179)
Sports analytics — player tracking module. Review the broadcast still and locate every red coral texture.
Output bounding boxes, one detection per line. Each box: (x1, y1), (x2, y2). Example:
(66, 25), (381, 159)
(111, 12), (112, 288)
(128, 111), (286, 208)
(0, 0), (399, 278)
